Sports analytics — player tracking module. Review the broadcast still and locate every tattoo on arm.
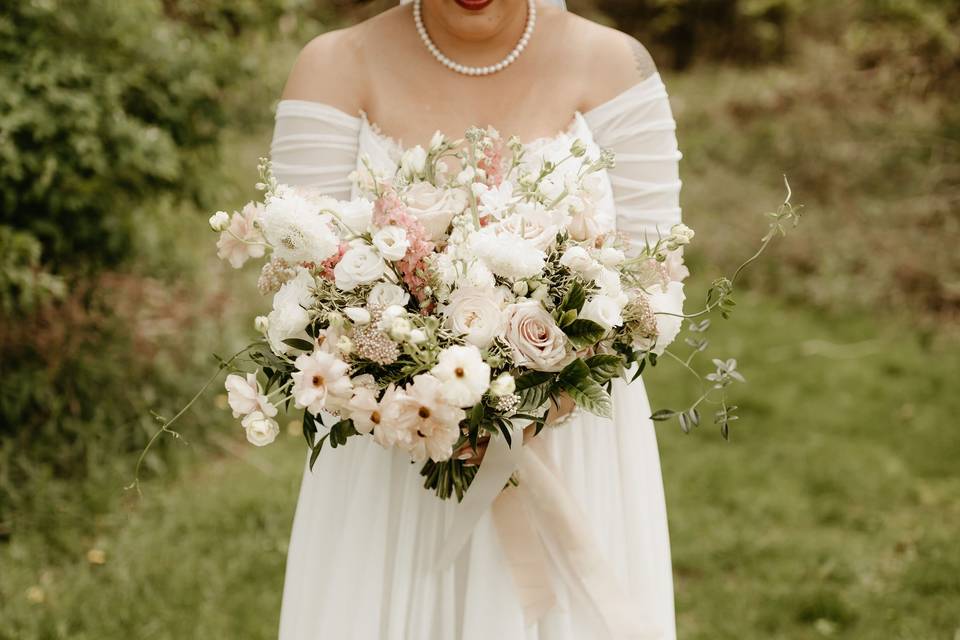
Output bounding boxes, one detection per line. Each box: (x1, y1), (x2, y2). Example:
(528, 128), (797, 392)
(629, 36), (657, 80)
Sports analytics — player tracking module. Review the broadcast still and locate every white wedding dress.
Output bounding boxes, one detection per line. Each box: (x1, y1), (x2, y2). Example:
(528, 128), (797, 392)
(270, 71), (682, 640)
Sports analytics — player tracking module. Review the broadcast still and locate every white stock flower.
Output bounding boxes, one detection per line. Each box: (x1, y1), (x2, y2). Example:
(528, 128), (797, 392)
(559, 246), (603, 281)
(580, 295), (624, 330)
(208, 211), (229, 232)
(431, 345), (491, 407)
(290, 350), (354, 415)
(261, 192), (339, 264)
(241, 411), (280, 447)
(224, 373), (277, 419)
(372, 225), (409, 261)
(266, 269), (315, 355)
(596, 247), (626, 267)
(334, 245), (385, 291)
(387, 374), (465, 462)
(400, 145), (428, 177)
(442, 286), (506, 349)
(476, 182), (516, 219)
(216, 202), (266, 268)
(470, 230), (546, 280)
(503, 300), (572, 371)
(404, 182), (467, 241)
(344, 307), (371, 325)
(489, 372), (516, 397)
(496, 202), (568, 250)
(368, 282), (410, 308)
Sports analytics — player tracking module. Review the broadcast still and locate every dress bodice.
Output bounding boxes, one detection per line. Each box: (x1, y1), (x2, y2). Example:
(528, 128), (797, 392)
(272, 72), (683, 245)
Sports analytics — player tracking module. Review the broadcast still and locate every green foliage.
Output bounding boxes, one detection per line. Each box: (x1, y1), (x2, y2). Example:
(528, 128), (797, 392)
(0, 225), (64, 314)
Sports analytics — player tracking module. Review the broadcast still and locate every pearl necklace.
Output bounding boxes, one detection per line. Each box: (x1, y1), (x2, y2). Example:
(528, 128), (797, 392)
(413, 0), (536, 76)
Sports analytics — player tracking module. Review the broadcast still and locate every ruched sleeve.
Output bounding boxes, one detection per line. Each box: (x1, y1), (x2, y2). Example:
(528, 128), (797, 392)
(270, 100), (361, 199)
(583, 73), (683, 245)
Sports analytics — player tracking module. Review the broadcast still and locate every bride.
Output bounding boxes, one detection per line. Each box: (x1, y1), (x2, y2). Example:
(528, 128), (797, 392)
(270, 1), (682, 638)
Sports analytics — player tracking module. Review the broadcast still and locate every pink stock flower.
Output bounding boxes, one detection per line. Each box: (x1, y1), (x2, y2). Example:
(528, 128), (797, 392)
(373, 190), (435, 302)
(319, 242), (349, 281)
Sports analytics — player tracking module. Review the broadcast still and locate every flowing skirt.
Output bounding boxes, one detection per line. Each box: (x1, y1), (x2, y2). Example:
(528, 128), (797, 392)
(277, 377), (675, 640)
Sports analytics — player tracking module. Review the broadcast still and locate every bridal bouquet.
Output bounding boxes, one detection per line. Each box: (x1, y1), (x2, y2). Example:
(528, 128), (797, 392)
(207, 127), (694, 499)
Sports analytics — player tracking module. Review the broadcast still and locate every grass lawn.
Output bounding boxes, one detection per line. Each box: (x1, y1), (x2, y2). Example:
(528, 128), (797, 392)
(2, 292), (957, 639)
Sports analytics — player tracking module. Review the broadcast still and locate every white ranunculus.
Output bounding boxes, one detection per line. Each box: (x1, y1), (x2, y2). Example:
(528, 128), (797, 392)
(489, 372), (516, 397)
(470, 230), (546, 280)
(208, 210), (229, 232)
(580, 295), (624, 330)
(559, 246), (603, 281)
(400, 145), (428, 177)
(261, 191), (339, 264)
(368, 282), (410, 308)
(404, 182), (467, 241)
(372, 225), (410, 261)
(442, 286), (506, 349)
(647, 281), (686, 355)
(266, 269), (315, 355)
(431, 345), (491, 407)
(344, 307), (371, 325)
(224, 373), (277, 419)
(241, 411), (280, 447)
(334, 245), (385, 291)
(290, 350), (354, 416)
(503, 300), (572, 371)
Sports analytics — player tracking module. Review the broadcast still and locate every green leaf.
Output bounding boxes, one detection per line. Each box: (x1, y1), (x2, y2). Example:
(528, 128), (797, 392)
(585, 354), (623, 383)
(282, 338), (315, 352)
(558, 358), (612, 418)
(557, 309), (578, 327)
(514, 370), (554, 391)
(650, 409), (677, 421)
(563, 319), (607, 350)
(561, 281), (587, 313)
(517, 383), (552, 412)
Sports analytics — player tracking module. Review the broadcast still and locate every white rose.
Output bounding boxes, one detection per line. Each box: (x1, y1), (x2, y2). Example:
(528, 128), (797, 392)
(372, 225), (409, 261)
(559, 246), (603, 281)
(566, 196), (603, 242)
(580, 295), (624, 330)
(334, 245), (385, 291)
(208, 210), (229, 231)
(241, 411), (280, 447)
(344, 307), (371, 325)
(442, 286), (506, 349)
(503, 300), (572, 371)
(368, 282), (410, 308)
(404, 182), (467, 241)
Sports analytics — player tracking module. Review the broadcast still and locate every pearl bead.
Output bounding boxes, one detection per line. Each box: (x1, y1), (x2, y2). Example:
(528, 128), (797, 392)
(413, 0), (535, 77)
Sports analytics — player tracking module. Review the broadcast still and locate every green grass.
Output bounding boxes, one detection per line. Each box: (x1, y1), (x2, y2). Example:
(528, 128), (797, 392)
(2, 293), (957, 639)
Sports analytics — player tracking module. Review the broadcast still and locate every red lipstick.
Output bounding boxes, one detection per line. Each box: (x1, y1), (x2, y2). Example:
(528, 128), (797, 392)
(454, 0), (494, 10)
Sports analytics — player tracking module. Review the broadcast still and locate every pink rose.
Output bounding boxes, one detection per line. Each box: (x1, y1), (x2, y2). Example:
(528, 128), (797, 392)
(503, 300), (572, 371)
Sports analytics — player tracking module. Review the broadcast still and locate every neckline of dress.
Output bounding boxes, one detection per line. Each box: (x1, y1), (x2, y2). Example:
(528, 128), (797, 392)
(358, 109), (588, 154)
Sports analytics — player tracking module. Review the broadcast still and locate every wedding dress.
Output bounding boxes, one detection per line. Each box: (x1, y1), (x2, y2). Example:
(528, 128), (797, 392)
(271, 71), (682, 640)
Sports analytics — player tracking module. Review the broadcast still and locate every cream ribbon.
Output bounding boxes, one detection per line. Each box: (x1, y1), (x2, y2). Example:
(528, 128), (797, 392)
(436, 424), (662, 639)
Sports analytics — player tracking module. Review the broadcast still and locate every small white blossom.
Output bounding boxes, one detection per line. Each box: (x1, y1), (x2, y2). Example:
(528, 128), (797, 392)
(208, 210), (230, 232)
(431, 345), (491, 407)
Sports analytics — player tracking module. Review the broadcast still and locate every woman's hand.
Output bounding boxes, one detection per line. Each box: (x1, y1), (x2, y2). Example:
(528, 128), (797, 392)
(455, 393), (576, 466)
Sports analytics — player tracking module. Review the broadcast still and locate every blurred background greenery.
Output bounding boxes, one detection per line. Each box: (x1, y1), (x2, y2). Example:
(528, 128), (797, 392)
(0, 0), (957, 638)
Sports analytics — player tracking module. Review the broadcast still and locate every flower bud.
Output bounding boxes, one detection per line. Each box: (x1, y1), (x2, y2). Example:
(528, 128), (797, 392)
(489, 373), (516, 397)
(569, 139), (587, 158)
(408, 328), (427, 344)
(512, 281), (529, 297)
(254, 315), (269, 333)
(209, 211), (230, 232)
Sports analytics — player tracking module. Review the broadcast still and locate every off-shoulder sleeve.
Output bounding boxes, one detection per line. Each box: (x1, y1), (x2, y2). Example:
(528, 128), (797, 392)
(583, 73), (683, 245)
(270, 100), (361, 199)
